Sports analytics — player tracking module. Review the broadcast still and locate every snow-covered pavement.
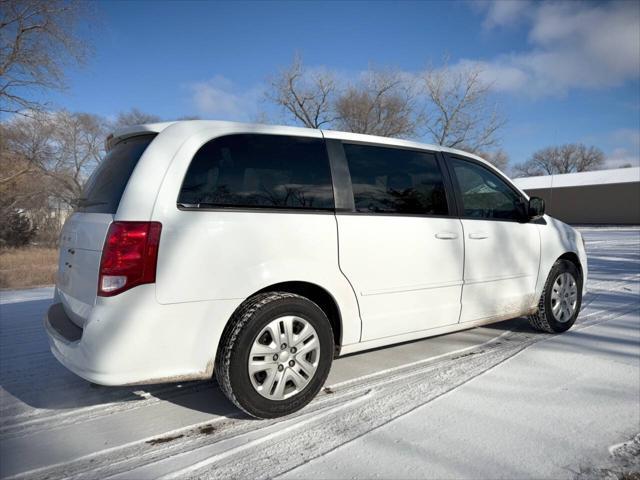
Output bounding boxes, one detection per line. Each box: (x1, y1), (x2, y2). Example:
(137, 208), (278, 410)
(1, 228), (638, 479)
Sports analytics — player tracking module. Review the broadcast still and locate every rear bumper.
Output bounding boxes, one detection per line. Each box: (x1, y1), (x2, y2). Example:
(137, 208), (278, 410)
(44, 302), (120, 384)
(44, 286), (241, 385)
(45, 303), (83, 342)
(44, 304), (99, 383)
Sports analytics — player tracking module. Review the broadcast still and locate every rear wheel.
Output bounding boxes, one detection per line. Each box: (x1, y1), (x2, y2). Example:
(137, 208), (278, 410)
(528, 259), (582, 333)
(215, 292), (334, 419)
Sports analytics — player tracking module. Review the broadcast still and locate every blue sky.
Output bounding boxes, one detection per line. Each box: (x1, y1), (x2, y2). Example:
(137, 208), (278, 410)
(46, 0), (639, 168)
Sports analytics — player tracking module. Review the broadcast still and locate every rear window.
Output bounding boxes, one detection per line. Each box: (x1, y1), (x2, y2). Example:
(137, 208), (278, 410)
(178, 134), (334, 210)
(76, 134), (156, 214)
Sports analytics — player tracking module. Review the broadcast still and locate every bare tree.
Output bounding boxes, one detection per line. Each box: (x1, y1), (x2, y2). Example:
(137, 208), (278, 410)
(422, 61), (504, 153)
(1, 109), (108, 244)
(478, 149), (509, 172)
(112, 108), (162, 129)
(2, 110), (106, 206)
(0, 0), (91, 114)
(265, 54), (338, 128)
(263, 56), (506, 146)
(0, 121), (50, 211)
(0, 109), (54, 187)
(1, 113), (61, 244)
(335, 69), (419, 138)
(51, 111), (106, 203)
(514, 143), (605, 177)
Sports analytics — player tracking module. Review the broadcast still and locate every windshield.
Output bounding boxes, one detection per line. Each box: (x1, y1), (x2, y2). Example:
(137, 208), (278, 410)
(75, 134), (157, 214)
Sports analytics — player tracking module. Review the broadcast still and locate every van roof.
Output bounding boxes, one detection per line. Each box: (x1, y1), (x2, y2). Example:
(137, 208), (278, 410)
(107, 119), (487, 165)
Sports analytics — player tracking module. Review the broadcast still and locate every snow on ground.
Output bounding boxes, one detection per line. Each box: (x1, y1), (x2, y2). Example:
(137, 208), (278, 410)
(0, 287), (53, 305)
(0, 229), (638, 479)
(281, 310), (639, 479)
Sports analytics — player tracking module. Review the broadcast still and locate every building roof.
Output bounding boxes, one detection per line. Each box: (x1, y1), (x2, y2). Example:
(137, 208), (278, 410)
(513, 167), (640, 190)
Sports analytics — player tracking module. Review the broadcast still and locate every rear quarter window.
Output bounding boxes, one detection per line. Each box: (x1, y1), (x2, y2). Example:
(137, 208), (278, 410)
(178, 134), (334, 210)
(76, 134), (157, 214)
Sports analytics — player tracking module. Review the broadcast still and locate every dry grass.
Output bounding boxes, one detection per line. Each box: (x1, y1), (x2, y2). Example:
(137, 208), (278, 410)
(0, 247), (58, 289)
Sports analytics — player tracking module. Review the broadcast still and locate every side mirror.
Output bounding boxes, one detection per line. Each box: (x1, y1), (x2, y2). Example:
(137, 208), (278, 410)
(528, 196), (545, 219)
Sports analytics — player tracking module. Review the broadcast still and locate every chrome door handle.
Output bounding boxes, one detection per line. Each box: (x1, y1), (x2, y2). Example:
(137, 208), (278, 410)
(469, 233), (489, 239)
(435, 232), (458, 240)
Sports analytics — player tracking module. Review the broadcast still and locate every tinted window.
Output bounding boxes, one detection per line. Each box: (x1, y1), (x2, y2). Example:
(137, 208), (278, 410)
(450, 157), (525, 220)
(343, 143), (448, 215)
(76, 134), (156, 214)
(178, 134), (334, 210)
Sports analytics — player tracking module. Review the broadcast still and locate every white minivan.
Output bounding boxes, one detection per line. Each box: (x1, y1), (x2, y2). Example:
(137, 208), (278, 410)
(45, 120), (587, 418)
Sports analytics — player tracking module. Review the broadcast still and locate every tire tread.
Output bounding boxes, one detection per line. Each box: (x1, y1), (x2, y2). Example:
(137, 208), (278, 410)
(528, 259), (578, 333)
(215, 291), (302, 416)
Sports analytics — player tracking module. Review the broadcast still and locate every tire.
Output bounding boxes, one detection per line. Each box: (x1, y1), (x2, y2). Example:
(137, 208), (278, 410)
(528, 259), (582, 333)
(215, 292), (334, 419)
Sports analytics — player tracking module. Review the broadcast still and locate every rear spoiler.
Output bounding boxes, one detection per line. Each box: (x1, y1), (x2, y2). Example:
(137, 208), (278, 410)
(105, 122), (175, 152)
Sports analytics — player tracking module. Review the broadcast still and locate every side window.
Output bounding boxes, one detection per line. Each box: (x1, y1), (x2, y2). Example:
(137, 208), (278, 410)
(450, 157), (524, 220)
(343, 143), (448, 215)
(178, 134), (334, 210)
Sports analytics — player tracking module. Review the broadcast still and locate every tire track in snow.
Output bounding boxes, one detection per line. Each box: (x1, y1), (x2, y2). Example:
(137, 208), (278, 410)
(2, 230), (638, 479)
(117, 277), (640, 479)
(0, 381), (215, 438)
(4, 270), (636, 439)
(10, 291), (638, 480)
(189, 306), (640, 479)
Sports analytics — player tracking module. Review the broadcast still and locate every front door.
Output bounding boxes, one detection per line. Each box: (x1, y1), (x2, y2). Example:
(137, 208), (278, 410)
(446, 155), (541, 323)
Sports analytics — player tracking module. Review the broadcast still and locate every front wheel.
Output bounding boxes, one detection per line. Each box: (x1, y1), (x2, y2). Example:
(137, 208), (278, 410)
(215, 292), (334, 419)
(528, 259), (582, 333)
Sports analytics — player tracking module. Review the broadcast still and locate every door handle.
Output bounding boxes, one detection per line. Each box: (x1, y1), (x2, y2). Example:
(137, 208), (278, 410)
(469, 233), (489, 240)
(435, 232), (458, 240)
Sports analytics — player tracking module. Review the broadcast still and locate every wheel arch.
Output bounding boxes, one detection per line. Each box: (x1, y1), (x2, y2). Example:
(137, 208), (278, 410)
(216, 281), (344, 360)
(557, 251), (583, 282)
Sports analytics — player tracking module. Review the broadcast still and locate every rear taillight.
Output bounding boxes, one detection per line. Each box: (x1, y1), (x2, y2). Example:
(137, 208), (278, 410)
(98, 222), (162, 297)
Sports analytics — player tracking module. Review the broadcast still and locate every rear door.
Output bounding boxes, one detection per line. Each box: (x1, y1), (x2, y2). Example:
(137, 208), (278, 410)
(331, 141), (464, 342)
(57, 134), (156, 327)
(444, 154), (540, 323)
